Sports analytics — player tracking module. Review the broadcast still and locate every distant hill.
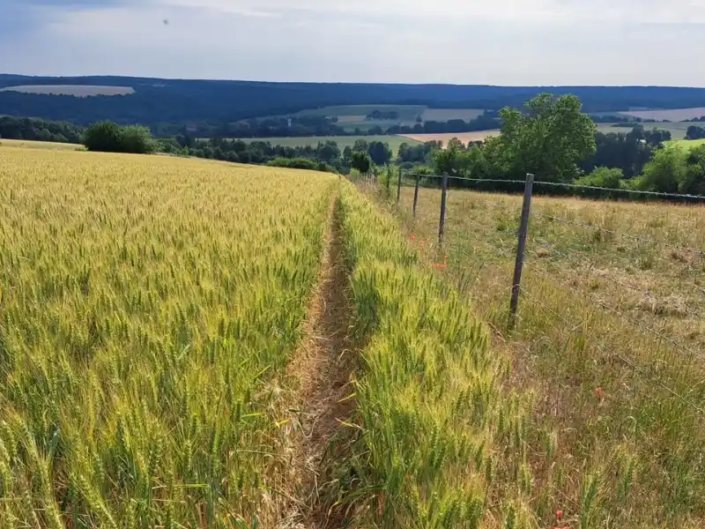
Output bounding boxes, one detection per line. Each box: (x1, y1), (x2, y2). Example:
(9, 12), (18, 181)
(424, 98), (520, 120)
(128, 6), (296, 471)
(4, 74), (705, 134)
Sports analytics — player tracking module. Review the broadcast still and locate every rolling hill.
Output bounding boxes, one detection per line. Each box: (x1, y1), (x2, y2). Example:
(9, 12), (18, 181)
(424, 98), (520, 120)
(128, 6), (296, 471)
(6, 74), (705, 132)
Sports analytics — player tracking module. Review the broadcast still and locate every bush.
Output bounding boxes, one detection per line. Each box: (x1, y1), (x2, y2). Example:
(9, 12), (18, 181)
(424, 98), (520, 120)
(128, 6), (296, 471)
(350, 151), (372, 174)
(83, 122), (124, 152)
(266, 157), (334, 173)
(83, 121), (156, 154)
(576, 167), (624, 189)
(121, 125), (157, 154)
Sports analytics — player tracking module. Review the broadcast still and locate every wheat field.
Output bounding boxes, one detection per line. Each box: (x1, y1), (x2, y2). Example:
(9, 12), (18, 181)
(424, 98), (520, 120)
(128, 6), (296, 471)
(9, 140), (703, 528)
(0, 146), (336, 527)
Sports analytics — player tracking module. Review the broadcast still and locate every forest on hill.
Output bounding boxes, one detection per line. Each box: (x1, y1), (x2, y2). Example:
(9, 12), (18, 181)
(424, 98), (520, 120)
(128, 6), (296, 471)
(4, 74), (705, 133)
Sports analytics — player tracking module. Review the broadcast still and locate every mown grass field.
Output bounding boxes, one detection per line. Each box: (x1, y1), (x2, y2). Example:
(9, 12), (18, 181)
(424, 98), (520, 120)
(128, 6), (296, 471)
(618, 107), (705, 122)
(390, 184), (705, 528)
(241, 134), (420, 154)
(598, 122), (691, 139)
(0, 145), (337, 527)
(264, 105), (487, 132)
(666, 138), (705, 150)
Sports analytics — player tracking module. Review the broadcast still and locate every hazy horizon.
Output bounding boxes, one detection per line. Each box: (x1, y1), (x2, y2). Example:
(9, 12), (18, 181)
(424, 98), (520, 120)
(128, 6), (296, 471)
(3, 0), (705, 87)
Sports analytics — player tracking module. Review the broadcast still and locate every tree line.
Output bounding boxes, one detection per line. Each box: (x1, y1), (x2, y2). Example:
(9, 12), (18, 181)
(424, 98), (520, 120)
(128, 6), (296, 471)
(218, 111), (500, 138)
(6, 74), (705, 130)
(4, 95), (705, 198)
(0, 116), (83, 143)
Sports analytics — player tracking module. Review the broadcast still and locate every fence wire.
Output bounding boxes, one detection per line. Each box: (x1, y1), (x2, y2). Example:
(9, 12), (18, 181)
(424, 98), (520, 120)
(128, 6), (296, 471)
(388, 174), (705, 415)
(417, 174), (705, 201)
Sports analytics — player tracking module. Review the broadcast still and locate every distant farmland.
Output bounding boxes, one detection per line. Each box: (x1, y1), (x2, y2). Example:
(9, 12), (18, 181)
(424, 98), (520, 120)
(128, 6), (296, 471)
(0, 85), (135, 97)
(420, 108), (485, 121)
(284, 105), (489, 132)
(399, 130), (501, 145)
(618, 107), (705, 121)
(597, 122), (690, 139)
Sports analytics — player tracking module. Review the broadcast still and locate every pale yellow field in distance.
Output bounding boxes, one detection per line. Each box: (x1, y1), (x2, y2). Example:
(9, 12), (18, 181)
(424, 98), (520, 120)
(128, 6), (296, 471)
(399, 129), (501, 144)
(0, 138), (83, 150)
(0, 146), (336, 526)
(0, 85), (135, 96)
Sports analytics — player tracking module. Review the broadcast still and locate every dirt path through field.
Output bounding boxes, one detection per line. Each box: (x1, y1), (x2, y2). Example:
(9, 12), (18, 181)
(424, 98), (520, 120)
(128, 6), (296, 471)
(276, 193), (358, 529)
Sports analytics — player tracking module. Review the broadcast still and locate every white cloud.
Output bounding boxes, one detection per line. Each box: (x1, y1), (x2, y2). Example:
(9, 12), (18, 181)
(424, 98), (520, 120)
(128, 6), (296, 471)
(3, 0), (705, 85)
(156, 0), (705, 24)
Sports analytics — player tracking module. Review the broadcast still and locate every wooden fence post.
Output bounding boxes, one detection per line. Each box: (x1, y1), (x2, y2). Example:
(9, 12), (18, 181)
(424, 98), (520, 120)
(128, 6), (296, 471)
(396, 167), (402, 205)
(438, 173), (448, 246)
(413, 172), (420, 218)
(509, 173), (535, 329)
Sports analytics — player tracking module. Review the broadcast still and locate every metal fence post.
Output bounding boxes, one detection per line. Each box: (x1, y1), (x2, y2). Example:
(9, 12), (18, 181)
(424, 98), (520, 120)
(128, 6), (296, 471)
(438, 173), (448, 246)
(396, 167), (402, 205)
(509, 172), (535, 329)
(413, 172), (420, 218)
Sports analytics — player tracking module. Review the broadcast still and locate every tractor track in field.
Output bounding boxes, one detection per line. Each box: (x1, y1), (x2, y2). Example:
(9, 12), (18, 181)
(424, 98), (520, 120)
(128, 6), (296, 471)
(276, 192), (358, 529)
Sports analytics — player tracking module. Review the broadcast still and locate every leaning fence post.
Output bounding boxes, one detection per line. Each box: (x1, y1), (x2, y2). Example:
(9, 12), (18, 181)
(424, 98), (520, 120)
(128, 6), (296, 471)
(396, 167), (403, 205)
(509, 172), (535, 329)
(438, 173), (448, 246)
(413, 172), (420, 218)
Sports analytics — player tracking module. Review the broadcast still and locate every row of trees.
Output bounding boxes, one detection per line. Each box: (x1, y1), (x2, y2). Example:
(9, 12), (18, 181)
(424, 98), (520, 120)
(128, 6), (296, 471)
(217, 111), (500, 138)
(159, 136), (390, 174)
(8, 94), (702, 198)
(0, 116), (83, 143)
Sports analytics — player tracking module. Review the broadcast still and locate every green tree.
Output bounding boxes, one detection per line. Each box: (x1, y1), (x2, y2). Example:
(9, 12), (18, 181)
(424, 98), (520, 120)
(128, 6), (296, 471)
(353, 139), (369, 153)
(83, 121), (124, 152)
(121, 125), (157, 154)
(317, 141), (341, 165)
(495, 93), (597, 181)
(367, 141), (393, 166)
(681, 145), (705, 195)
(342, 146), (353, 167)
(433, 141), (460, 175)
(461, 144), (489, 179)
(576, 167), (624, 189)
(83, 121), (156, 154)
(686, 125), (705, 140)
(350, 151), (372, 173)
(634, 147), (687, 193)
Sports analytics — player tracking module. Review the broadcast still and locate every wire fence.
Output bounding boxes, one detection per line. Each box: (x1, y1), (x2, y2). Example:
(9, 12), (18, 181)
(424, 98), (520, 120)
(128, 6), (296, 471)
(367, 169), (705, 415)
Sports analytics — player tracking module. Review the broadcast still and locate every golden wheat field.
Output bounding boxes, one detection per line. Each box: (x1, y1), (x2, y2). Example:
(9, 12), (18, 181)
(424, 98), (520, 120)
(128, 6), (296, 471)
(0, 138), (83, 151)
(0, 145), (337, 527)
(0, 144), (544, 529)
(8, 140), (704, 529)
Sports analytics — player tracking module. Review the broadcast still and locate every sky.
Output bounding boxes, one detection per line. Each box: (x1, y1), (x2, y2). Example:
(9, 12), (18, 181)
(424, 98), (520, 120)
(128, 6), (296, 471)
(2, 0), (705, 86)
